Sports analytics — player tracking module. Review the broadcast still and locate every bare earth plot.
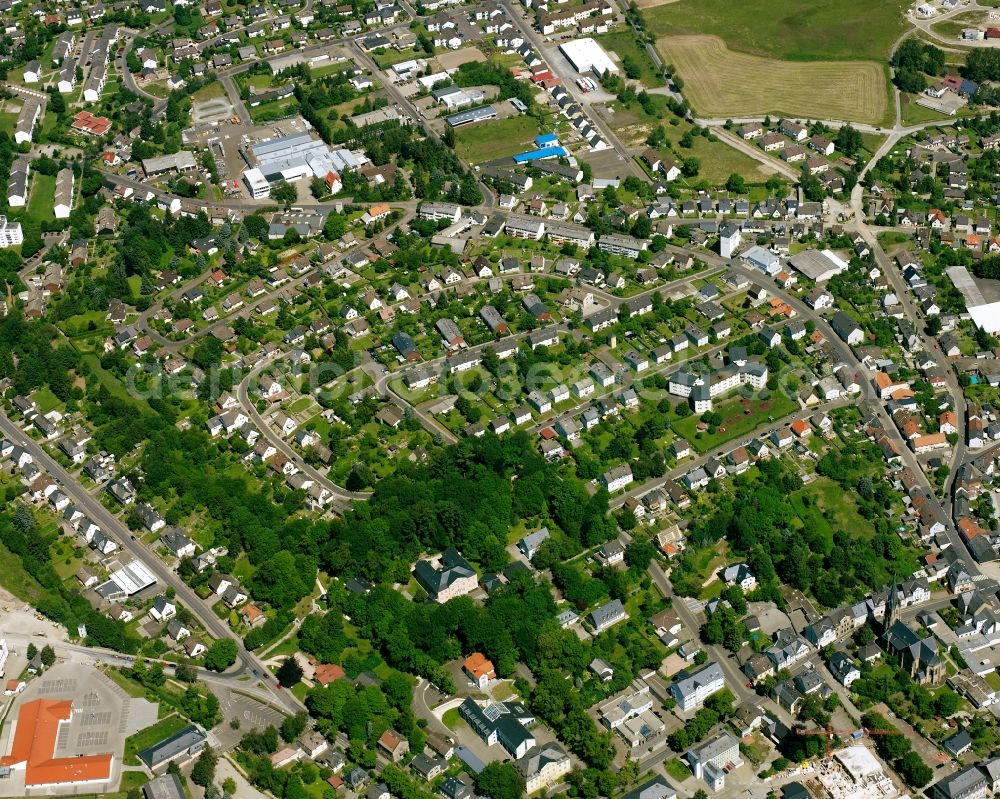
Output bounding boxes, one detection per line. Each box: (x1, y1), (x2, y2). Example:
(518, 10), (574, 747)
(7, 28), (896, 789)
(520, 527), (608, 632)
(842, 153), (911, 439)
(658, 35), (888, 125)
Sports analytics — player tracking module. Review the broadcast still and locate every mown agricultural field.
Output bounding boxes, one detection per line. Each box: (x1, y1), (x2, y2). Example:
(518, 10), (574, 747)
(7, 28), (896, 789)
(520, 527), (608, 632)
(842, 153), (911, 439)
(642, 0), (909, 61)
(658, 35), (889, 125)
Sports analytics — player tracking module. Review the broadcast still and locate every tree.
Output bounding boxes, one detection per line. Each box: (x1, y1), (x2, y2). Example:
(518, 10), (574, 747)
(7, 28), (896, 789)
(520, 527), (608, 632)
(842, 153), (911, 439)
(893, 69), (927, 95)
(204, 639), (238, 671)
(190, 747), (218, 787)
(243, 214), (269, 240)
(854, 625), (875, 646)
(834, 125), (863, 157)
(276, 656), (304, 687)
(250, 550), (311, 611)
(964, 48), (1000, 82)
(324, 213), (347, 241)
(622, 55), (642, 80)
(681, 157), (700, 177)
(49, 91), (66, 115)
(26, 643), (37, 660)
(934, 689), (960, 717)
(280, 710), (308, 742)
(896, 751), (932, 788)
(726, 173), (746, 194)
(475, 762), (525, 799)
(40, 645), (56, 667)
(272, 181), (297, 208)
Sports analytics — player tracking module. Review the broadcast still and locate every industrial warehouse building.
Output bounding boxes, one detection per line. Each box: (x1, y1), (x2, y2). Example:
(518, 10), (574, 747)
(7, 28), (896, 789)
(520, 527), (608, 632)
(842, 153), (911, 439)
(241, 132), (362, 198)
(559, 37), (619, 77)
(445, 106), (498, 127)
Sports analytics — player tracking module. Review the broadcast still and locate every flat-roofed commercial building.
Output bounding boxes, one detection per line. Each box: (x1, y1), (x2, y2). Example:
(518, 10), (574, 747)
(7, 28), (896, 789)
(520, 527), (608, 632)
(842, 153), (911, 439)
(142, 151), (198, 177)
(445, 106), (498, 127)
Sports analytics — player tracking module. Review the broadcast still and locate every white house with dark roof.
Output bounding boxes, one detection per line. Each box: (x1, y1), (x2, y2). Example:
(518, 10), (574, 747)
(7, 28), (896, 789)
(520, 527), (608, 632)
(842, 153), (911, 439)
(588, 599), (627, 632)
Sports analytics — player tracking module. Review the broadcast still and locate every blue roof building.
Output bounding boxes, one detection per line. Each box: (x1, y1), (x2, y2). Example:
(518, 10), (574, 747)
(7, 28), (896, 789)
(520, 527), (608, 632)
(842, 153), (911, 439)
(513, 146), (567, 164)
(535, 133), (558, 148)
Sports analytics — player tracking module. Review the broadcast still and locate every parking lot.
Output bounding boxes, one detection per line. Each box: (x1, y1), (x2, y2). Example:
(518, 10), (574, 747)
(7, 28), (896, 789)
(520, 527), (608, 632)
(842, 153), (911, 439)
(211, 686), (287, 751)
(191, 97), (236, 125)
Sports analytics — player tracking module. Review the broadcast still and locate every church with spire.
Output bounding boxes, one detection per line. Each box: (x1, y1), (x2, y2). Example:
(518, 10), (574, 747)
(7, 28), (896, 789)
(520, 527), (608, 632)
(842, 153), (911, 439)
(881, 579), (945, 685)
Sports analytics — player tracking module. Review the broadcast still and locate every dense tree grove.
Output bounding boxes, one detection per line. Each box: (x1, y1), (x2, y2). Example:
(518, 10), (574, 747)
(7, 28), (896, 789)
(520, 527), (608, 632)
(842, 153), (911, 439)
(475, 762), (526, 799)
(330, 121), (481, 205)
(972, 253), (1000, 280)
(964, 48), (1000, 83)
(862, 713), (933, 788)
(891, 40), (945, 91)
(322, 432), (612, 581)
(453, 61), (535, 109)
(670, 455), (913, 608)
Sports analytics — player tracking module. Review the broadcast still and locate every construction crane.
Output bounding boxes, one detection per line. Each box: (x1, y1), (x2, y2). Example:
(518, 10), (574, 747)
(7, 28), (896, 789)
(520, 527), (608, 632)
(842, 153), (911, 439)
(795, 724), (905, 759)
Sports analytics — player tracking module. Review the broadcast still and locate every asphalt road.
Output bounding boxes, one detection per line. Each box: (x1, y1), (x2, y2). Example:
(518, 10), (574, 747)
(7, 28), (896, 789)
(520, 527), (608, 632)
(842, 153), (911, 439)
(0, 413), (303, 715)
(236, 358), (371, 511)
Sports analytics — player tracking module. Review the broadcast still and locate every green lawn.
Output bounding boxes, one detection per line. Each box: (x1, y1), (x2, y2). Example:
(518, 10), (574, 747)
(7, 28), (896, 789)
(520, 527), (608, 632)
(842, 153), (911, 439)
(788, 476), (868, 553)
(676, 124), (767, 185)
(102, 667), (149, 699)
(80, 353), (142, 405)
(613, 97), (765, 184)
(0, 111), (18, 136)
(61, 310), (113, 339)
(672, 391), (798, 454)
(262, 634), (300, 660)
(372, 46), (427, 69)
(191, 81), (227, 101)
(249, 98), (299, 124)
(666, 758), (693, 782)
(442, 708), (464, 730)
(287, 396), (314, 414)
(240, 73), (277, 91)
(642, 0), (910, 61)
(454, 116), (541, 163)
(27, 172), (55, 223)
(124, 713), (189, 765)
(33, 386), (61, 413)
(0, 541), (50, 605)
(143, 83), (170, 98)
(598, 31), (666, 87)
(899, 93), (957, 126)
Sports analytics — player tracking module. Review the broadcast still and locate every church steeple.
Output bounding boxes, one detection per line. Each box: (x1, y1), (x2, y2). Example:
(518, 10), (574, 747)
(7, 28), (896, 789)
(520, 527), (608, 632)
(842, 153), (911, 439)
(884, 578), (902, 630)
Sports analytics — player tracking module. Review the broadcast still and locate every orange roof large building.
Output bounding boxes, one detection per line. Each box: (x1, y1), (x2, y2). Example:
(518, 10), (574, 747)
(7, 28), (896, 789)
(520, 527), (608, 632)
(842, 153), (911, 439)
(463, 652), (496, 688)
(0, 699), (113, 787)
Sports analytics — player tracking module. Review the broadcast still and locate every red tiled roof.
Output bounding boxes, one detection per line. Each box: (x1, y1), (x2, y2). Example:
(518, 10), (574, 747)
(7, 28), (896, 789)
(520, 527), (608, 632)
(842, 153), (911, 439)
(378, 729), (403, 752)
(0, 700), (112, 786)
(463, 652), (495, 681)
(314, 663), (346, 686)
